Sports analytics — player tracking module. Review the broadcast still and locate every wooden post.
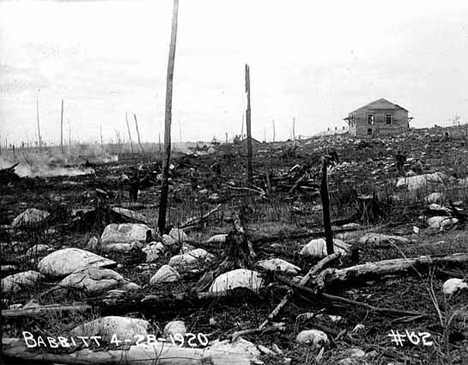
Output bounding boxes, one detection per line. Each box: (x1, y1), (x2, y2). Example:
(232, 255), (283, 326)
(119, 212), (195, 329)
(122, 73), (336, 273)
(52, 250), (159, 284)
(293, 117), (296, 141)
(225, 132), (228, 143)
(241, 114), (244, 140)
(158, 0), (179, 234)
(133, 114), (145, 153)
(272, 119), (275, 142)
(158, 132), (162, 152)
(60, 99), (64, 154)
(320, 156), (334, 255)
(36, 89), (42, 150)
(68, 120), (71, 154)
(245, 64), (253, 184)
(125, 112), (134, 154)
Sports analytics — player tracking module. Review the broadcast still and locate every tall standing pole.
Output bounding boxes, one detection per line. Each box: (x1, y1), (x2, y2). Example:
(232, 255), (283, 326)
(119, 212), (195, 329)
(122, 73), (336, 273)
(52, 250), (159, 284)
(245, 64), (253, 184)
(293, 117), (296, 141)
(36, 89), (42, 150)
(60, 99), (64, 154)
(158, 0), (179, 234)
(272, 119), (275, 142)
(133, 114), (145, 153)
(125, 112), (134, 154)
(241, 114), (244, 140)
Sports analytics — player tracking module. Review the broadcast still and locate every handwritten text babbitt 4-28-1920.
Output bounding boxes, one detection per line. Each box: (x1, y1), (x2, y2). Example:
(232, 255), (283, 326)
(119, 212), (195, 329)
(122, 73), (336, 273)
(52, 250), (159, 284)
(22, 331), (209, 349)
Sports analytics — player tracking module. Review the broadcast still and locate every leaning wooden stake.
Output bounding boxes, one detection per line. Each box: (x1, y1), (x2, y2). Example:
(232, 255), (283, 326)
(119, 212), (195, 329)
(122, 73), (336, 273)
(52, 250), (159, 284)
(158, 0), (179, 234)
(133, 114), (145, 153)
(320, 156), (334, 254)
(125, 112), (134, 154)
(245, 64), (253, 184)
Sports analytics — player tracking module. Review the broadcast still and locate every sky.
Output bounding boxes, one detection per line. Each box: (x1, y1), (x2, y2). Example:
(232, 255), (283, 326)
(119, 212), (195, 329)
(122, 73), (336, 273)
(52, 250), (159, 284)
(0, 0), (467, 146)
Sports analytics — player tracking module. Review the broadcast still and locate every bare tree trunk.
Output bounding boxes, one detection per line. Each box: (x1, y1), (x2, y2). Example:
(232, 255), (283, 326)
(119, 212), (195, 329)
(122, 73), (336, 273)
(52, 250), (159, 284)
(241, 114), (244, 140)
(125, 112), (134, 154)
(133, 114), (145, 153)
(272, 119), (275, 142)
(293, 117), (296, 141)
(245, 64), (253, 184)
(36, 89), (42, 150)
(320, 157), (334, 254)
(60, 99), (64, 154)
(158, 0), (179, 234)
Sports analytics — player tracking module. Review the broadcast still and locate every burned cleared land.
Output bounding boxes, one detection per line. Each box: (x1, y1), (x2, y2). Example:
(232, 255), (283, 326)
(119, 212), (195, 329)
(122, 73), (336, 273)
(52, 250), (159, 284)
(1, 126), (468, 365)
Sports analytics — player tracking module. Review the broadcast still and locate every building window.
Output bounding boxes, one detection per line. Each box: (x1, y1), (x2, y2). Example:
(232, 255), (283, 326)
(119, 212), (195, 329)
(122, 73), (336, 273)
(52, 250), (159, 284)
(367, 128), (372, 135)
(367, 114), (374, 124)
(386, 114), (392, 124)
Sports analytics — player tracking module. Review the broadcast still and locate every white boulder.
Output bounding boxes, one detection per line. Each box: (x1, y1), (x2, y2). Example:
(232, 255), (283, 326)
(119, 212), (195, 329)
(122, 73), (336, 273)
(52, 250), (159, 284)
(57, 267), (127, 295)
(149, 265), (180, 285)
(12, 208), (50, 228)
(101, 223), (151, 245)
(71, 316), (149, 344)
(1, 270), (44, 294)
(396, 172), (446, 192)
(296, 329), (329, 348)
(300, 238), (351, 258)
(358, 233), (410, 245)
(164, 320), (187, 337)
(210, 269), (264, 293)
(142, 242), (166, 263)
(442, 278), (468, 295)
(169, 248), (214, 274)
(427, 216), (459, 229)
(257, 258), (301, 275)
(169, 228), (189, 243)
(38, 248), (116, 278)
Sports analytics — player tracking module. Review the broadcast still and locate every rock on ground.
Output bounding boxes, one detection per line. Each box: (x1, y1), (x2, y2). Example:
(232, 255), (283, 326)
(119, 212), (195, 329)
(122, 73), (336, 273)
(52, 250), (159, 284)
(442, 278), (468, 295)
(358, 233), (410, 245)
(37, 248), (116, 278)
(427, 216), (459, 229)
(296, 329), (329, 348)
(396, 172), (446, 192)
(169, 248), (215, 274)
(70, 316), (149, 344)
(163, 320), (187, 337)
(111, 207), (149, 224)
(209, 337), (260, 362)
(57, 267), (128, 295)
(209, 269), (264, 293)
(101, 223), (152, 245)
(1, 270), (44, 294)
(257, 258), (301, 275)
(149, 265), (180, 285)
(12, 208), (50, 228)
(300, 238), (351, 258)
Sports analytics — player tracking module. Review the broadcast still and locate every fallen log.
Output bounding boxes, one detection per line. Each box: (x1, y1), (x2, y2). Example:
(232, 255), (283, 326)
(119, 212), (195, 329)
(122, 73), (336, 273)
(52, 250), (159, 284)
(2, 338), (251, 365)
(258, 253), (341, 329)
(2, 303), (92, 318)
(312, 253), (468, 290)
(276, 275), (425, 318)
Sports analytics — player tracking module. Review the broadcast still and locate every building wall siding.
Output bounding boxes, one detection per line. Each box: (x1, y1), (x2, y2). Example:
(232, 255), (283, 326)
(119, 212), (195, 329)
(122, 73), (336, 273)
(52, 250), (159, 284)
(349, 108), (408, 137)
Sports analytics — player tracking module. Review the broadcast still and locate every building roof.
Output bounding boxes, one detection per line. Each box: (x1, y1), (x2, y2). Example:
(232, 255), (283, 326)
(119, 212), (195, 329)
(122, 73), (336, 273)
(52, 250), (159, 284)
(350, 98), (408, 114)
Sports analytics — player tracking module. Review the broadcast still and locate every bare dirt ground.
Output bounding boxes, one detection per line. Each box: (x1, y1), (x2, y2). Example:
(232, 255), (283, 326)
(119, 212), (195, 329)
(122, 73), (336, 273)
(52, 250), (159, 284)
(1, 126), (468, 365)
